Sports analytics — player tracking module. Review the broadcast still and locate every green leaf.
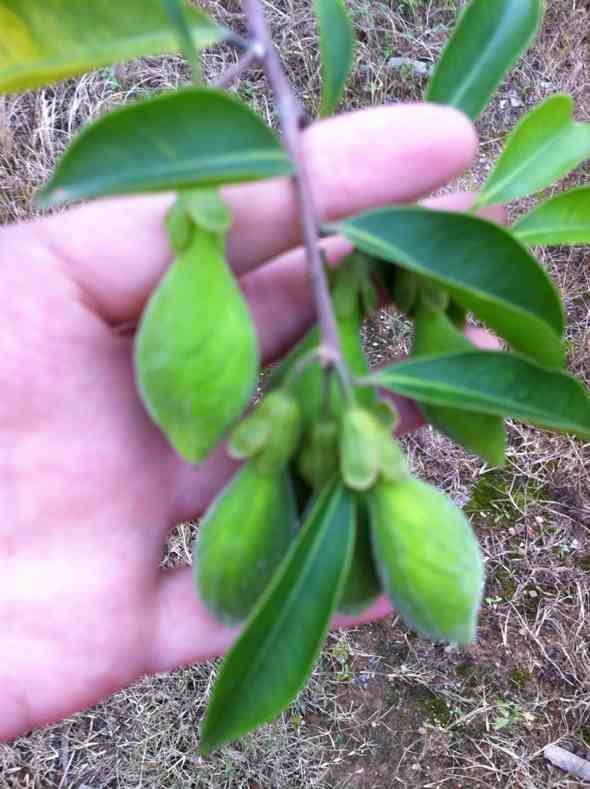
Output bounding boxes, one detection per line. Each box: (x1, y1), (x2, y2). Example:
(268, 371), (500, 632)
(333, 207), (565, 367)
(425, 0), (542, 120)
(315, 0), (356, 117)
(374, 351), (590, 440)
(413, 299), (507, 466)
(196, 464), (296, 625)
(161, 0), (201, 81)
(513, 186), (590, 246)
(37, 88), (292, 208)
(477, 95), (590, 208)
(0, 0), (223, 94)
(200, 481), (355, 754)
(135, 227), (259, 463)
(369, 477), (484, 644)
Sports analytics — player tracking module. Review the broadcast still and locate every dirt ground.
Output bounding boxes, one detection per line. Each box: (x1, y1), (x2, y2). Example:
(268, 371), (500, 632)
(0, 1), (589, 787)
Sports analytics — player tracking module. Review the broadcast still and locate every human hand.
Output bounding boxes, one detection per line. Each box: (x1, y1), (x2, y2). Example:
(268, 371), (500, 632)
(0, 103), (502, 742)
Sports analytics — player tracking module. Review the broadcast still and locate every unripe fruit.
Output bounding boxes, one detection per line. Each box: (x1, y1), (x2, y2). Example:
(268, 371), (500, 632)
(340, 406), (408, 491)
(340, 407), (380, 491)
(228, 390), (302, 474)
(253, 390), (302, 475)
(195, 463), (296, 624)
(368, 478), (484, 645)
(228, 407), (271, 460)
(298, 420), (340, 489)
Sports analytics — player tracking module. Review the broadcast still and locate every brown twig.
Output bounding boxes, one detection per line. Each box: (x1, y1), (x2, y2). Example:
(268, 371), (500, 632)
(241, 0), (346, 375)
(544, 744), (590, 782)
(213, 44), (263, 89)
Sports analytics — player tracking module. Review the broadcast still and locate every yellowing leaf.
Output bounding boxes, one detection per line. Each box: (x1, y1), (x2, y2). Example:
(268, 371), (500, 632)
(0, 0), (224, 94)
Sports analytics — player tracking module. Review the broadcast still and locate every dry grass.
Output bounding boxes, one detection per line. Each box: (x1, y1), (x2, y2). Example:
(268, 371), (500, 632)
(1, 0), (589, 786)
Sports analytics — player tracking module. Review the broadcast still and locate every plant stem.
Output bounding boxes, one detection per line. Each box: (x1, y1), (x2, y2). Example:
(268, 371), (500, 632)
(241, 0), (345, 371)
(213, 45), (262, 89)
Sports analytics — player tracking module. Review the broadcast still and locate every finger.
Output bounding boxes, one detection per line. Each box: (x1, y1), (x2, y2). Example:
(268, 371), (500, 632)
(422, 191), (508, 224)
(31, 105), (477, 323)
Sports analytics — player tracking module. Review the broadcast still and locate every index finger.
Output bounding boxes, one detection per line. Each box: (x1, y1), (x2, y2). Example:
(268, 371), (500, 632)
(29, 104), (477, 323)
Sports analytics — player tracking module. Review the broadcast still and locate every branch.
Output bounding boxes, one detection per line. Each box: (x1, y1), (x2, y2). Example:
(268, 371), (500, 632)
(241, 0), (345, 371)
(544, 744), (590, 782)
(213, 44), (262, 89)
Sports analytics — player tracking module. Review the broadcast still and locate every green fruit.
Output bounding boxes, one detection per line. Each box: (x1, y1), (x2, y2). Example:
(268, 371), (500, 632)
(298, 420), (340, 489)
(340, 406), (407, 491)
(229, 390), (302, 473)
(253, 390), (302, 475)
(228, 406), (271, 461)
(195, 463), (296, 624)
(338, 501), (382, 615)
(413, 299), (506, 466)
(368, 478), (484, 645)
(340, 407), (381, 491)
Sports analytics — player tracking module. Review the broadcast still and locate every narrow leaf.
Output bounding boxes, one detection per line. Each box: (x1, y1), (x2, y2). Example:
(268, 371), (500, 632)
(161, 0), (201, 81)
(513, 186), (590, 246)
(315, 0), (356, 117)
(375, 351), (590, 440)
(135, 228), (259, 463)
(478, 95), (590, 208)
(333, 207), (565, 367)
(38, 88), (292, 207)
(0, 0), (223, 94)
(200, 482), (355, 754)
(426, 0), (542, 120)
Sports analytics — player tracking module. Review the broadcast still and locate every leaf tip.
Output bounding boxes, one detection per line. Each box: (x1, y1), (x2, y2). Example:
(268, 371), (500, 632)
(35, 185), (70, 210)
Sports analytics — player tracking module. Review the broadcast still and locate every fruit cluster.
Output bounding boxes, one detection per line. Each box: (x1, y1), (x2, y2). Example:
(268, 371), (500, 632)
(195, 255), (484, 647)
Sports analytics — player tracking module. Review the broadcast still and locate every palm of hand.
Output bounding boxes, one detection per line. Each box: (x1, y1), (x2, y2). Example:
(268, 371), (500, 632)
(0, 105), (482, 741)
(1, 228), (240, 741)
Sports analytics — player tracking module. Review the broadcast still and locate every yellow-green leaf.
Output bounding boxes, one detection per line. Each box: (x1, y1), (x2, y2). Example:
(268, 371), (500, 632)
(315, 0), (356, 117)
(477, 95), (590, 208)
(513, 186), (590, 246)
(0, 0), (224, 94)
